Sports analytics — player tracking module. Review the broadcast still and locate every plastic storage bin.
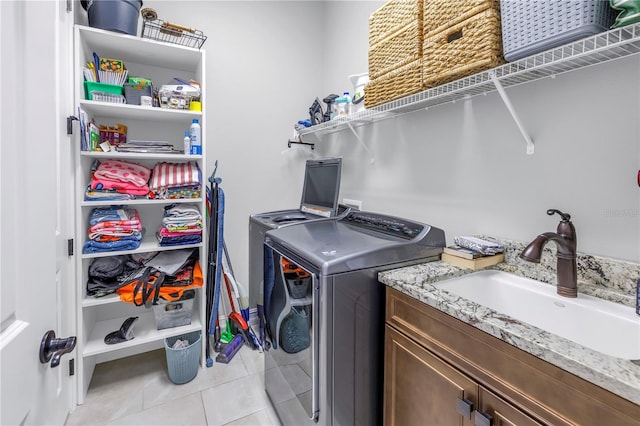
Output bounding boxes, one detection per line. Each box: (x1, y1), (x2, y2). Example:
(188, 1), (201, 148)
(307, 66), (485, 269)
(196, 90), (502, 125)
(84, 81), (124, 102)
(164, 331), (201, 384)
(501, 0), (616, 62)
(153, 290), (195, 330)
(82, 0), (143, 36)
(124, 83), (153, 105)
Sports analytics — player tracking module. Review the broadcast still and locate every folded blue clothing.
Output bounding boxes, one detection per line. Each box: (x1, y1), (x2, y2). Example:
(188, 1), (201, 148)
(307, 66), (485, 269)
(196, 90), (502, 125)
(157, 235), (202, 247)
(82, 238), (142, 254)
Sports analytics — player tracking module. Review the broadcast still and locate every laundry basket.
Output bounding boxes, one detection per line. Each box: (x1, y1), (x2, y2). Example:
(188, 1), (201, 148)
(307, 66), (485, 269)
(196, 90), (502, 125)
(164, 331), (201, 384)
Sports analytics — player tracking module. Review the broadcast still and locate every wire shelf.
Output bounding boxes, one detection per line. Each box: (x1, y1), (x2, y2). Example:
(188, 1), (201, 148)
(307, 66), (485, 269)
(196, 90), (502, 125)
(141, 19), (207, 49)
(300, 22), (640, 139)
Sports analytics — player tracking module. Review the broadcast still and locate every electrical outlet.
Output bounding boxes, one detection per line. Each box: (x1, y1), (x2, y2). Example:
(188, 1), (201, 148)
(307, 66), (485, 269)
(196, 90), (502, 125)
(343, 198), (362, 210)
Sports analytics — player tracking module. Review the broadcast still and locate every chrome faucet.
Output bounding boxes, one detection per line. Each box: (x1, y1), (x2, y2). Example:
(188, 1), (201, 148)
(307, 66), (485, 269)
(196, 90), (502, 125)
(520, 209), (578, 298)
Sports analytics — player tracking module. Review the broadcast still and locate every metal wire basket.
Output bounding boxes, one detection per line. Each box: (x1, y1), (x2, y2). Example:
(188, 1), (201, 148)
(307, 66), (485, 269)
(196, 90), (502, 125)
(141, 13), (207, 49)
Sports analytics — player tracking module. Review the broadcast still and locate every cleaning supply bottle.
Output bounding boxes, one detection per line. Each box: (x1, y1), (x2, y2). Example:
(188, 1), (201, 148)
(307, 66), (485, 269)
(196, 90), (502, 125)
(183, 131), (191, 155)
(334, 92), (351, 116)
(189, 119), (201, 155)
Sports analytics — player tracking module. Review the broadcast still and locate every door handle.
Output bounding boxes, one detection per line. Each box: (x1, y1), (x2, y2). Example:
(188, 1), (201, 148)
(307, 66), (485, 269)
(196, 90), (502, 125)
(39, 330), (76, 368)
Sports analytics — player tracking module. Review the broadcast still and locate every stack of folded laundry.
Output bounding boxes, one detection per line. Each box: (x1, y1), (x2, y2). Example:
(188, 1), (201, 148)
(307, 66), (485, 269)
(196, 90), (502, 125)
(83, 206), (144, 253)
(157, 204), (203, 247)
(86, 159), (151, 200)
(148, 162), (201, 199)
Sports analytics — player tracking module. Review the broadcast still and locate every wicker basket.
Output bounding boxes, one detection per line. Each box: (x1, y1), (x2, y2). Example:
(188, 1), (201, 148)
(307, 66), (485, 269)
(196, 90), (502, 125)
(369, 21), (422, 79)
(423, 0), (499, 38)
(423, 8), (504, 89)
(369, 0), (423, 47)
(365, 59), (423, 109)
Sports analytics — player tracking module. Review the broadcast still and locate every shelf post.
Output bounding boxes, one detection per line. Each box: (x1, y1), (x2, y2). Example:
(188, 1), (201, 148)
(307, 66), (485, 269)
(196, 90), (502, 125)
(489, 70), (535, 155)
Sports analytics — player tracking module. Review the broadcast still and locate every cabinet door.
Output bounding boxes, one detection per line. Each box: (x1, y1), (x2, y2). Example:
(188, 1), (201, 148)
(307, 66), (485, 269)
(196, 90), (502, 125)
(385, 325), (477, 426)
(476, 386), (543, 426)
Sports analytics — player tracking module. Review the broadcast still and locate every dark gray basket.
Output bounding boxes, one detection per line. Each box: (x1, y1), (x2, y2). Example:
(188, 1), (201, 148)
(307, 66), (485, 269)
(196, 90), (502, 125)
(501, 0), (616, 62)
(83, 0), (143, 36)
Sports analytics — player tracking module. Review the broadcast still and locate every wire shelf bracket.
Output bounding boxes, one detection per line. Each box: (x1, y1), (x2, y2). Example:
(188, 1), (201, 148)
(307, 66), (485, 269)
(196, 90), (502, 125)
(489, 70), (535, 155)
(346, 122), (375, 164)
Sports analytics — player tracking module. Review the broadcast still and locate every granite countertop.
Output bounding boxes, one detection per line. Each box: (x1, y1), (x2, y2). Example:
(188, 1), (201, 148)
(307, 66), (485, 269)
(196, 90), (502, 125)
(378, 236), (640, 405)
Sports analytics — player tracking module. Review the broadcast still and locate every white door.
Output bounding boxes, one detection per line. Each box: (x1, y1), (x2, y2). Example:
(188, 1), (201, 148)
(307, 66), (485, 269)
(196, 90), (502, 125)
(0, 1), (75, 425)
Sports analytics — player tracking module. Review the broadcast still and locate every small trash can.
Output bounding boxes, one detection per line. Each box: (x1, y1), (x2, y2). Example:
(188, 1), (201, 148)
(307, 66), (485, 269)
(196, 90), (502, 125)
(164, 330), (201, 384)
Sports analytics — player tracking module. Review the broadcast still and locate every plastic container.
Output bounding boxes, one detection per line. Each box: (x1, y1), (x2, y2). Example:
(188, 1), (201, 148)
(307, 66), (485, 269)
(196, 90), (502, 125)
(124, 83), (152, 105)
(501, 0), (616, 62)
(189, 119), (201, 155)
(153, 290), (195, 330)
(82, 0), (143, 36)
(183, 131), (191, 155)
(84, 81), (123, 100)
(164, 331), (201, 384)
(335, 92), (352, 116)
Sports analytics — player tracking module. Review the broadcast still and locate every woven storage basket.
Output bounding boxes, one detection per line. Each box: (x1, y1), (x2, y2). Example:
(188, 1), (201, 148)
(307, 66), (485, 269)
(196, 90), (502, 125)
(423, 0), (499, 38)
(423, 8), (504, 89)
(365, 59), (423, 109)
(369, 0), (423, 47)
(501, 0), (616, 62)
(369, 21), (422, 79)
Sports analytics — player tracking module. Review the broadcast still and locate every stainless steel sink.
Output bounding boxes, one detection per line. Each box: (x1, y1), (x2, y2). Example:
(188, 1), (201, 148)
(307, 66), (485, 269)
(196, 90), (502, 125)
(435, 270), (640, 359)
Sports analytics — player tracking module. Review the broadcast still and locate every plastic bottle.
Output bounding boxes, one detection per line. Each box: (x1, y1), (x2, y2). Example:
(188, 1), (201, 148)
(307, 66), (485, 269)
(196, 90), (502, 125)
(183, 131), (191, 155)
(189, 119), (201, 155)
(335, 92), (352, 116)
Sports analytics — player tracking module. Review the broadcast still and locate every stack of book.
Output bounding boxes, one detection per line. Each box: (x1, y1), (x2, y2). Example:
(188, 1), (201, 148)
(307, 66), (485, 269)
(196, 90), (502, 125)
(441, 244), (505, 270)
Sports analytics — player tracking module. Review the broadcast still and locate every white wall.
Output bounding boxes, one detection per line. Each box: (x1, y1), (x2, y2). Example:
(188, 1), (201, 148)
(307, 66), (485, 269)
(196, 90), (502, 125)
(78, 1), (640, 294)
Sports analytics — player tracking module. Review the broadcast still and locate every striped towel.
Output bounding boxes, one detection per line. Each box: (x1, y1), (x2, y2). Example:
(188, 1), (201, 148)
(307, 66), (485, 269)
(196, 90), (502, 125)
(149, 162), (201, 191)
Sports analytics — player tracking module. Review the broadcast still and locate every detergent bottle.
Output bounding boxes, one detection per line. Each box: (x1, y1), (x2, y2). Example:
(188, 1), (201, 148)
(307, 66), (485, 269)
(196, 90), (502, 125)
(189, 119), (201, 155)
(348, 73), (369, 113)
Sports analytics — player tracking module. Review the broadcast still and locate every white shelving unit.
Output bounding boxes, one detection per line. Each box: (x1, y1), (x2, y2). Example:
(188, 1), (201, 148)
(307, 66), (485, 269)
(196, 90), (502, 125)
(73, 25), (207, 403)
(299, 22), (640, 154)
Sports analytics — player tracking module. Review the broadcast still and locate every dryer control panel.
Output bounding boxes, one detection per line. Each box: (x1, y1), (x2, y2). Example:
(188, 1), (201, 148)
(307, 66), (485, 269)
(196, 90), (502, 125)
(343, 211), (425, 240)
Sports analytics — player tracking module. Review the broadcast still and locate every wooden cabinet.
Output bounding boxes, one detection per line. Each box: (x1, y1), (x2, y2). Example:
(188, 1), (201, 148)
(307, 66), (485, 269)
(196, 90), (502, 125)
(73, 25), (207, 403)
(384, 287), (640, 426)
(385, 325), (476, 426)
(385, 326), (540, 426)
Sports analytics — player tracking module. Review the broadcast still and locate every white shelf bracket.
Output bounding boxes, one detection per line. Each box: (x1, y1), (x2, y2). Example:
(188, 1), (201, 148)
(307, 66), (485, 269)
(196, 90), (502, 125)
(346, 121), (375, 164)
(489, 70), (535, 155)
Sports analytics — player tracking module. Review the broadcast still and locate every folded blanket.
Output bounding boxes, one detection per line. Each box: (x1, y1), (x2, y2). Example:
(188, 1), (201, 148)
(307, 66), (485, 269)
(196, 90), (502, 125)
(158, 227), (201, 238)
(93, 160), (151, 187)
(88, 212), (142, 235)
(149, 162), (201, 191)
(90, 177), (150, 196)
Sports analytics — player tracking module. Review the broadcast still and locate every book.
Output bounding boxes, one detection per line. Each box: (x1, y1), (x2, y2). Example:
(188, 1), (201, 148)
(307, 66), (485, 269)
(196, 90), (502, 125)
(443, 245), (483, 260)
(441, 252), (505, 270)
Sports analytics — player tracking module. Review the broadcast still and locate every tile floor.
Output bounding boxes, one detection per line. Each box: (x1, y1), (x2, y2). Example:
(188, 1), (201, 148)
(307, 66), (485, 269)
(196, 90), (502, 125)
(65, 345), (281, 425)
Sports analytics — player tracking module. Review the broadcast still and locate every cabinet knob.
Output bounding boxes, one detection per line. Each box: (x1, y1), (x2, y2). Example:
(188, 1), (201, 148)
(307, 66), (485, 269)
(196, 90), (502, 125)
(456, 397), (474, 418)
(474, 410), (493, 426)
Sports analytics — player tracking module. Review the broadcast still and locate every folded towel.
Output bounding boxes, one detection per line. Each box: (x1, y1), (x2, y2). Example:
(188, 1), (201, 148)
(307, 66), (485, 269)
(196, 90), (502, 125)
(453, 236), (504, 256)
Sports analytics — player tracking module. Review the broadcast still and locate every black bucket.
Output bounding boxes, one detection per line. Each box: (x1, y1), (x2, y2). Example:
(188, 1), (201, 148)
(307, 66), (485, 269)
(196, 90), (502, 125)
(81, 0), (143, 36)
